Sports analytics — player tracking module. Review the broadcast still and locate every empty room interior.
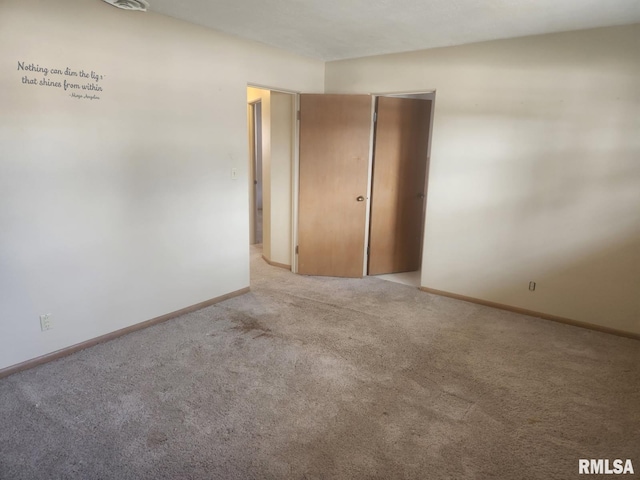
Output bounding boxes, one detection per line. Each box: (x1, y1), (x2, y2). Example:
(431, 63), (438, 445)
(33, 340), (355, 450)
(1, 0), (639, 478)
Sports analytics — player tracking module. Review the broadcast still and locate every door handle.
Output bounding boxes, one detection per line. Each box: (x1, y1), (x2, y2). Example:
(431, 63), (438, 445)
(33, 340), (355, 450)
(357, 196), (365, 202)
(417, 193), (425, 199)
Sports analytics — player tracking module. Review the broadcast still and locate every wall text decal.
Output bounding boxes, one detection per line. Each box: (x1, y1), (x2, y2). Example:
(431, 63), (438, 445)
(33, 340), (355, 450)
(17, 61), (107, 101)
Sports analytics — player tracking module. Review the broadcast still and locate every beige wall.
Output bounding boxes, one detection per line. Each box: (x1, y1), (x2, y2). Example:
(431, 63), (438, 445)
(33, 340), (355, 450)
(0, 0), (323, 370)
(326, 25), (640, 335)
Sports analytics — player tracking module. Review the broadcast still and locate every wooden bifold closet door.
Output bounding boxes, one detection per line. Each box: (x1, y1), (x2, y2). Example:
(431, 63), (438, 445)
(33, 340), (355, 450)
(297, 94), (372, 278)
(368, 96), (431, 276)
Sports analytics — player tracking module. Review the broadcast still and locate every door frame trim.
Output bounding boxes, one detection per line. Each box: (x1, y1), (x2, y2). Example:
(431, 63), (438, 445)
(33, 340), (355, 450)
(362, 96), (377, 276)
(292, 93), (300, 272)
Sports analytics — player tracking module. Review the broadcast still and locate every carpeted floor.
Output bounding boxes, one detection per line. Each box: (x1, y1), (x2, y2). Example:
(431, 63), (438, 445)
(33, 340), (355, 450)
(1, 246), (638, 479)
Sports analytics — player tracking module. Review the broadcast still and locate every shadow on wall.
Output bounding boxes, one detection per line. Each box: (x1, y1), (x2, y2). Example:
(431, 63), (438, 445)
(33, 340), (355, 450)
(425, 138), (640, 332)
(423, 76), (639, 335)
(426, 143), (639, 333)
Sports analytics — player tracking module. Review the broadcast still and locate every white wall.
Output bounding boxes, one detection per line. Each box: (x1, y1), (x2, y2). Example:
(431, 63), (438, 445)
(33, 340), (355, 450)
(0, 0), (323, 370)
(326, 25), (640, 335)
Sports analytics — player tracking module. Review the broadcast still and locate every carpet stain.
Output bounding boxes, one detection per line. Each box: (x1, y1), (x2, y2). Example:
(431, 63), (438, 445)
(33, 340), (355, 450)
(253, 331), (274, 339)
(146, 430), (168, 447)
(229, 313), (271, 335)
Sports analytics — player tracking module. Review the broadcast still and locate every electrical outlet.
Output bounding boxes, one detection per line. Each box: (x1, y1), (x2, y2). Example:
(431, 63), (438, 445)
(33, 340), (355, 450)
(529, 281), (536, 292)
(40, 313), (53, 331)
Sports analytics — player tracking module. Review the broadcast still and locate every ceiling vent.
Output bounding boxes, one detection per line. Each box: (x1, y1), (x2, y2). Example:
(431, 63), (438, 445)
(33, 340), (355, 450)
(101, 0), (149, 11)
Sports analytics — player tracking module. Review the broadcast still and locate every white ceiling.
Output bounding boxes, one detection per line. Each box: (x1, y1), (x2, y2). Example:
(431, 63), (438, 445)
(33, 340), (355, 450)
(149, 0), (640, 61)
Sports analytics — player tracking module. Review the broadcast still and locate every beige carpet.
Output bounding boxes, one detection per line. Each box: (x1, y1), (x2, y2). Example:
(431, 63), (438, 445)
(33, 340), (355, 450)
(1, 245), (638, 479)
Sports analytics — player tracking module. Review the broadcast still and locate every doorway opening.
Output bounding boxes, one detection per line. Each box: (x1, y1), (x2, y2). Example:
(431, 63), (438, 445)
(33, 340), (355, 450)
(247, 85), (298, 271)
